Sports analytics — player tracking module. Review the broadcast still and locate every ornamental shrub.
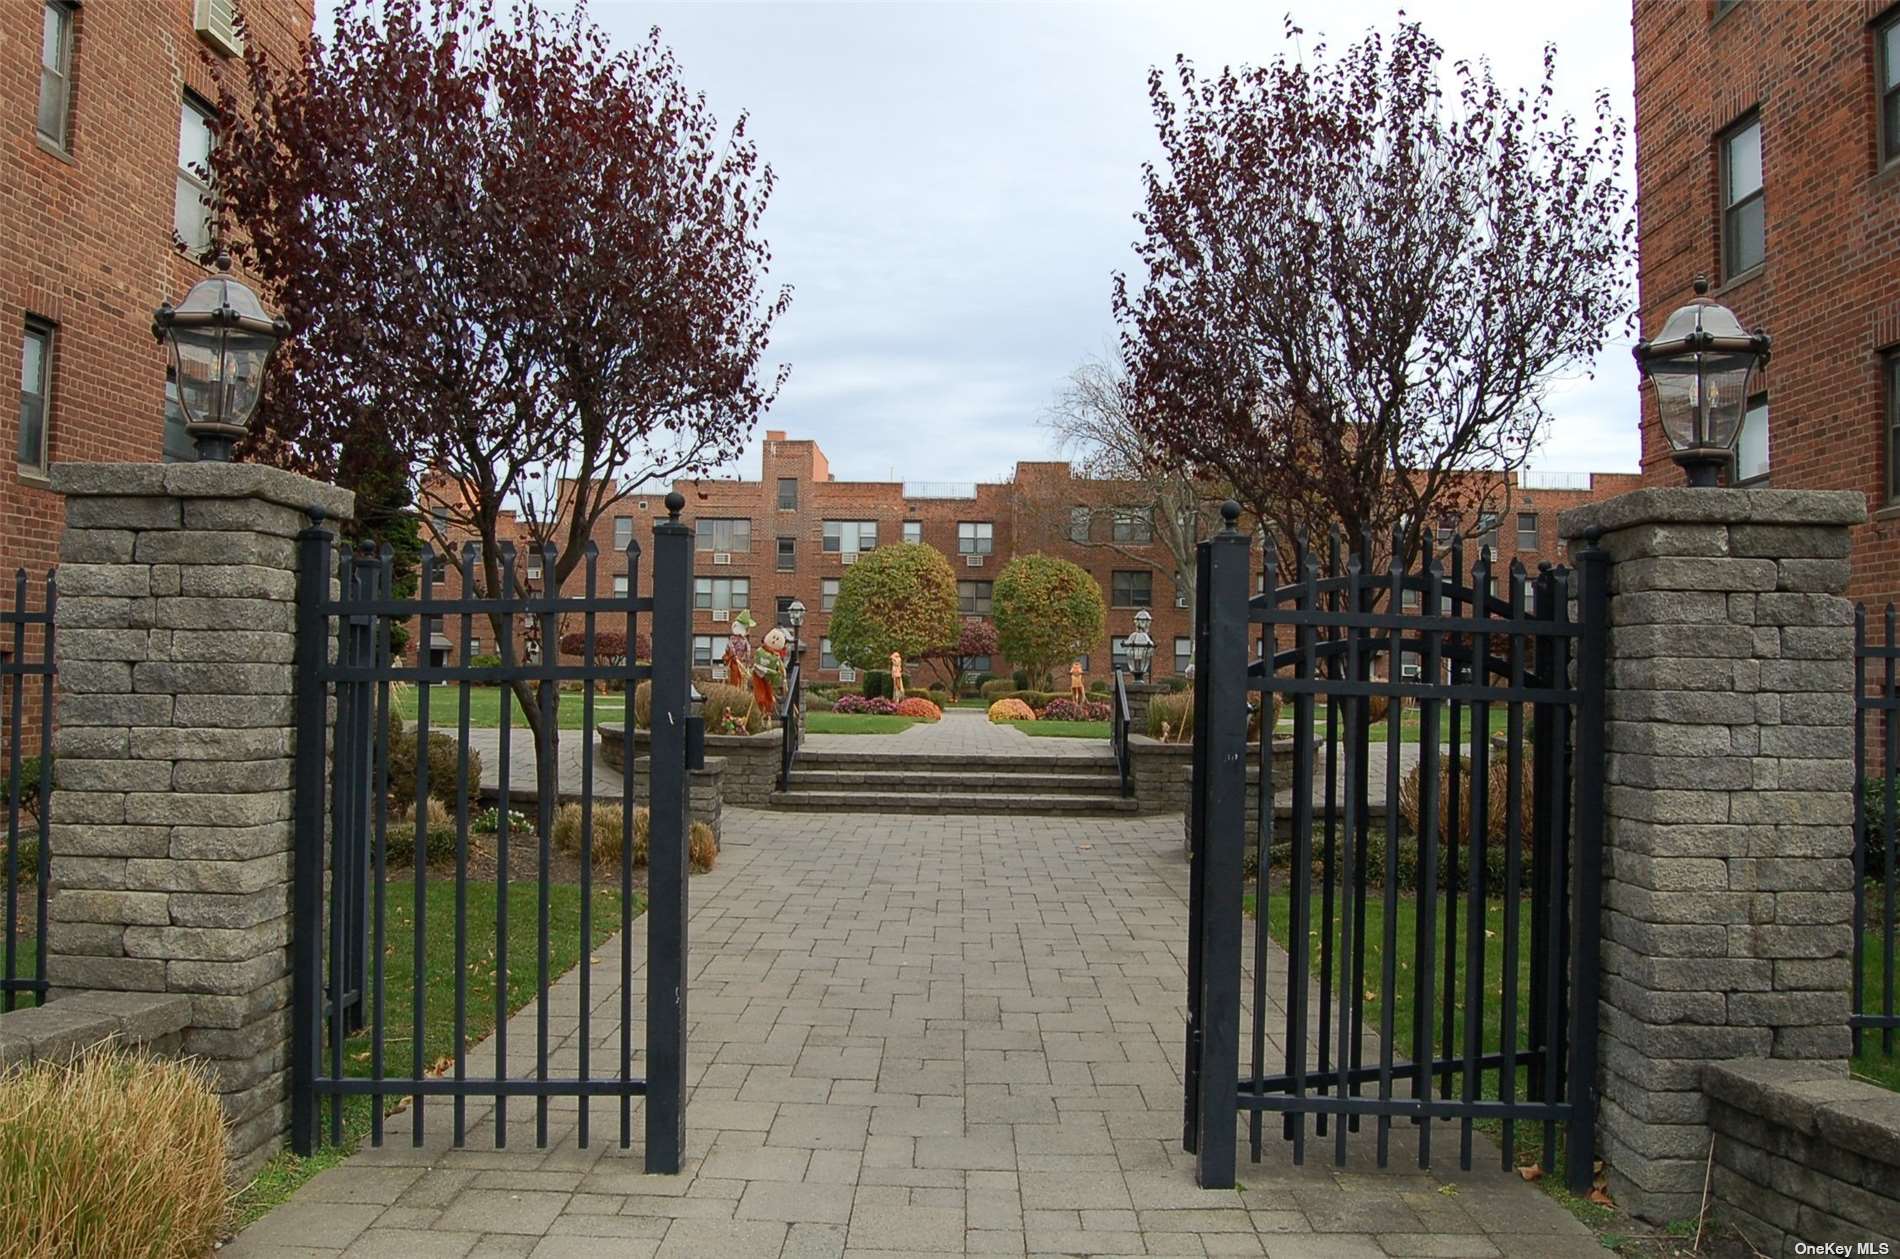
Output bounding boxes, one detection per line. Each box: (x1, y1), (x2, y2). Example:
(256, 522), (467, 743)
(979, 679), (1014, 700)
(1149, 692), (1193, 741)
(468, 653), (503, 669)
(1162, 673), (1191, 693)
(988, 698), (1036, 723)
(894, 697), (942, 721)
(1011, 669), (1030, 689)
(993, 554), (1107, 689)
(553, 801), (641, 866)
(633, 679), (652, 729)
(0, 1045), (229, 1259)
(1003, 690), (1063, 710)
(827, 544), (960, 669)
(1038, 699), (1110, 722)
(833, 694), (898, 715)
(386, 714), (484, 812)
(863, 669), (893, 700)
(699, 682), (766, 734)
(804, 692), (835, 712)
(1397, 759), (1533, 848)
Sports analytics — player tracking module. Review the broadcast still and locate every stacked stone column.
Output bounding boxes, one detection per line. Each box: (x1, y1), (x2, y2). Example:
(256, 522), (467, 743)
(1560, 488), (1865, 1224)
(46, 463), (351, 1174)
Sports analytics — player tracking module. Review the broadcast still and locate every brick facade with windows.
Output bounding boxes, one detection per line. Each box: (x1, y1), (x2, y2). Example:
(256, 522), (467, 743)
(1633, 0), (1900, 604)
(3, 0), (312, 740)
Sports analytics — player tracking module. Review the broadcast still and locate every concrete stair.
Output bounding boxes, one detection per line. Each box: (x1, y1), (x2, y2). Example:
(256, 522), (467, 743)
(769, 750), (1136, 814)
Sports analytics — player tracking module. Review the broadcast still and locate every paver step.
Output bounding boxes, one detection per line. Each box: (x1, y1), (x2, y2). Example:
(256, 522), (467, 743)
(768, 789), (1138, 814)
(792, 750), (1118, 772)
(790, 768), (1121, 795)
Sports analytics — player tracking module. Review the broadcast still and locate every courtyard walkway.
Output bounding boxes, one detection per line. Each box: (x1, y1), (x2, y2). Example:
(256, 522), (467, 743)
(225, 809), (1599, 1258)
(800, 705), (1108, 759)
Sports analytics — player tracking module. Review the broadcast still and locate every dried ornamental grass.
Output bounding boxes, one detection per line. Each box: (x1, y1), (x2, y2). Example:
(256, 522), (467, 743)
(689, 821), (718, 873)
(987, 698), (1036, 723)
(1396, 757), (1535, 848)
(552, 801), (644, 868)
(0, 1045), (228, 1259)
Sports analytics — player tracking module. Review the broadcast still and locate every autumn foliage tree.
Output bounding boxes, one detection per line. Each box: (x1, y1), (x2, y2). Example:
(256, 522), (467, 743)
(922, 617), (1001, 697)
(992, 555), (1106, 690)
(827, 546), (960, 672)
(211, 0), (789, 795)
(1114, 19), (1630, 569)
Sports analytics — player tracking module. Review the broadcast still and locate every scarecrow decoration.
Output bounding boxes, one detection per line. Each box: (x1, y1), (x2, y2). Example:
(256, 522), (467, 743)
(725, 609), (756, 691)
(753, 625), (790, 713)
(1070, 660), (1086, 702)
(890, 651), (906, 701)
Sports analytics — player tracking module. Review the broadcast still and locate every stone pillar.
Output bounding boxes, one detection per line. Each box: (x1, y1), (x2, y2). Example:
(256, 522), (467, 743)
(1124, 678), (1165, 734)
(1558, 487), (1865, 1224)
(46, 463), (352, 1175)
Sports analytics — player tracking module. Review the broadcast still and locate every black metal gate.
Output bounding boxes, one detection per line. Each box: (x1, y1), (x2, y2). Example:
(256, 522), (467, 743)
(291, 497), (695, 1172)
(1, 570), (54, 1013)
(1184, 505), (1607, 1192)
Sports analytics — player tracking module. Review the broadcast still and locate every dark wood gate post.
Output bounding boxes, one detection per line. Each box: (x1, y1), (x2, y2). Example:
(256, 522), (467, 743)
(645, 491), (692, 1173)
(1194, 501), (1251, 1189)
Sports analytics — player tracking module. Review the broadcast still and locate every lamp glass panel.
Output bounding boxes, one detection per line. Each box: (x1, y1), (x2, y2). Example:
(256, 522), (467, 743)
(168, 324), (226, 427)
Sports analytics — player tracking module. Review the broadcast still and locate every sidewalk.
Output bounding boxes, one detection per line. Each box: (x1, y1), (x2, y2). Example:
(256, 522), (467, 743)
(224, 808), (1600, 1258)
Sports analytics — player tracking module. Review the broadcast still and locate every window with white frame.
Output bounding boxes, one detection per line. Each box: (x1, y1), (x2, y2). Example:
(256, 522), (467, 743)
(1111, 570), (1152, 608)
(1721, 114), (1764, 280)
(957, 521), (993, 555)
(1515, 512), (1538, 552)
(695, 517), (751, 553)
(694, 576), (749, 612)
(1110, 636), (1129, 672)
(613, 516), (632, 550)
(823, 520), (877, 553)
(776, 477), (797, 510)
(821, 577), (840, 611)
(691, 635), (728, 668)
(777, 536), (795, 570)
(958, 580), (992, 616)
(1112, 509), (1152, 544)
(613, 575), (629, 596)
(38, 2), (75, 150)
(820, 638), (837, 670)
(1174, 636), (1191, 674)
(1736, 393), (1769, 483)
(175, 94), (215, 254)
(1069, 506), (1090, 544)
(19, 320), (53, 476)
(903, 520), (922, 544)
(1882, 12), (1900, 167)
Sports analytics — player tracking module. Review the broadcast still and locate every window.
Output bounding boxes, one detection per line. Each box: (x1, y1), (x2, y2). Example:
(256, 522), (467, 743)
(38, 2), (74, 150)
(175, 95), (215, 254)
(1076, 654), (1090, 673)
(776, 536), (795, 570)
(1888, 355), (1900, 503)
(692, 635), (728, 668)
(19, 321), (53, 475)
(1112, 509), (1152, 544)
(1403, 586), (1421, 612)
(958, 581), (992, 616)
(776, 596), (795, 626)
(695, 517), (751, 553)
(613, 575), (629, 596)
(1736, 393), (1769, 483)
(958, 521), (993, 555)
(1069, 506), (1090, 544)
(1883, 13), (1900, 166)
(776, 477), (797, 510)
(694, 576), (749, 611)
(1721, 115), (1764, 280)
(1476, 513), (1500, 550)
(822, 577), (839, 611)
(525, 558), (543, 582)
(613, 517), (633, 551)
(429, 503), (450, 534)
(1174, 637), (1191, 675)
(966, 655), (993, 673)
(1111, 636), (1129, 672)
(903, 520), (922, 545)
(822, 520), (876, 553)
(1516, 512), (1538, 552)
(1435, 522), (1455, 549)
(820, 638), (837, 670)
(1111, 570), (1153, 608)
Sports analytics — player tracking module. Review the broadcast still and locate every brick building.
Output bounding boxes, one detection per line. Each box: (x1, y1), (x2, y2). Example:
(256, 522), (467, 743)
(1631, 0), (1900, 604)
(4, 0), (313, 581)
(418, 431), (1637, 689)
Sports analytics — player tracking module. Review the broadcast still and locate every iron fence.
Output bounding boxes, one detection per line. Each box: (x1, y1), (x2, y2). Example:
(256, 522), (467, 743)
(1853, 606), (1900, 1054)
(1185, 510), (1606, 1193)
(0, 570), (53, 1013)
(779, 658), (803, 791)
(291, 505), (693, 1173)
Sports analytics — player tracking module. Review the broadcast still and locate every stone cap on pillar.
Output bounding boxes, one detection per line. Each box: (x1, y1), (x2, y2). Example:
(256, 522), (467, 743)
(50, 462), (355, 523)
(1558, 487), (1865, 541)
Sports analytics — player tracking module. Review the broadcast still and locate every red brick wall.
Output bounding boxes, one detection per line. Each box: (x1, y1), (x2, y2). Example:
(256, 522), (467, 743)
(1633, 0), (1900, 608)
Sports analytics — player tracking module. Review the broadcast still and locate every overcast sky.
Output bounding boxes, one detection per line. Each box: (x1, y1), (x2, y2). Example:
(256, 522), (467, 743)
(358, 1), (1644, 484)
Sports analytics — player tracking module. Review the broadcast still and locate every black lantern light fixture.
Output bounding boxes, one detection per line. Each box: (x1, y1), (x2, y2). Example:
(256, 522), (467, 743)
(1126, 607), (1156, 681)
(786, 599), (806, 669)
(152, 252), (288, 462)
(1632, 275), (1771, 487)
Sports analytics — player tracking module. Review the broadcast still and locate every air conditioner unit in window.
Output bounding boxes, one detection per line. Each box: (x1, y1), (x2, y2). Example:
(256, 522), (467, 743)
(965, 554), (983, 567)
(1175, 593), (1188, 609)
(838, 666), (857, 682)
(842, 552), (858, 565)
(711, 609), (729, 623)
(713, 551), (732, 566)
(1401, 661), (1422, 679)
(194, 0), (245, 56)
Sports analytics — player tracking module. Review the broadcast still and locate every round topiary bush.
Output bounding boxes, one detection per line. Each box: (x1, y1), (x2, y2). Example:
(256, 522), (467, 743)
(894, 697), (942, 721)
(988, 698), (1035, 723)
(979, 679), (1014, 700)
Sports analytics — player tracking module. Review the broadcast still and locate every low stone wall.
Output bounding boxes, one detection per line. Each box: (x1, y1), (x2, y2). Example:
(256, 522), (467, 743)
(0, 991), (192, 1070)
(1702, 1060), (1900, 1256)
(601, 723), (779, 806)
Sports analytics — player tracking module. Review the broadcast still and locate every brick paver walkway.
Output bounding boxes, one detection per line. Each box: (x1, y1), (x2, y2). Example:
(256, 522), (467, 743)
(801, 705), (1108, 759)
(225, 808), (1599, 1258)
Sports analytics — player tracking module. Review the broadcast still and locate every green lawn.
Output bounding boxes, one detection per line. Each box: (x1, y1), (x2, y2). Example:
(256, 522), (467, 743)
(1018, 720), (1112, 739)
(393, 685), (627, 731)
(804, 713), (921, 735)
(232, 878), (634, 1225)
(1276, 707), (1513, 746)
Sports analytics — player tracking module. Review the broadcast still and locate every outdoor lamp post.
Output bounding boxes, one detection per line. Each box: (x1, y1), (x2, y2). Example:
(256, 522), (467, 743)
(786, 599), (806, 669)
(1632, 275), (1771, 488)
(1126, 608), (1156, 681)
(152, 252), (288, 462)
